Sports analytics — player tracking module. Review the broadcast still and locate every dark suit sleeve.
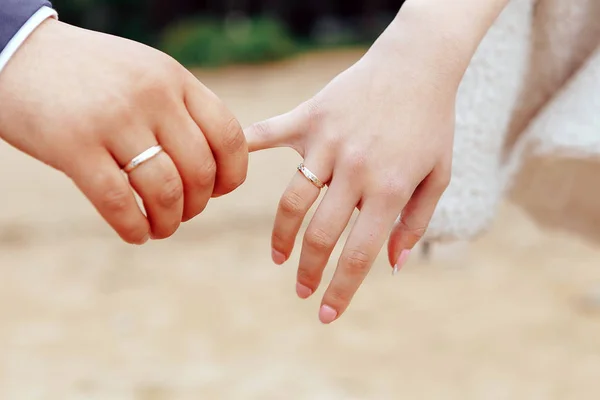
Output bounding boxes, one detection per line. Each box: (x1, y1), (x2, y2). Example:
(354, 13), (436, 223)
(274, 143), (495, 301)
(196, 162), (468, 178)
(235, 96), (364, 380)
(0, 0), (53, 52)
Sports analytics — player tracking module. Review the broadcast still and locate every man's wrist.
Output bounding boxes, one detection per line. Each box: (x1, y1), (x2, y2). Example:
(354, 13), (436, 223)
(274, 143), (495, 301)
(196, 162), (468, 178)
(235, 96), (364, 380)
(0, 6), (58, 75)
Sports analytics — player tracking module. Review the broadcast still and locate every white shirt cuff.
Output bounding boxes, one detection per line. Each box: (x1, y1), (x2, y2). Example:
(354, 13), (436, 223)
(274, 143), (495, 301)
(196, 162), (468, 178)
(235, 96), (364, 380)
(0, 6), (58, 75)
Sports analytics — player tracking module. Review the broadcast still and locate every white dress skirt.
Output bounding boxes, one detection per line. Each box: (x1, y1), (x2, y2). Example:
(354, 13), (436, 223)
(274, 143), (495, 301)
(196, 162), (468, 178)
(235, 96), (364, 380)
(425, 0), (600, 245)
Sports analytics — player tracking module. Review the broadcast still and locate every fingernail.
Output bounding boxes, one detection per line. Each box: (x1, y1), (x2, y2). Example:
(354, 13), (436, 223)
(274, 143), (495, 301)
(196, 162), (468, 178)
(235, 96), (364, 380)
(271, 249), (287, 265)
(138, 234), (150, 245)
(296, 282), (313, 299)
(319, 305), (338, 324)
(393, 249), (412, 275)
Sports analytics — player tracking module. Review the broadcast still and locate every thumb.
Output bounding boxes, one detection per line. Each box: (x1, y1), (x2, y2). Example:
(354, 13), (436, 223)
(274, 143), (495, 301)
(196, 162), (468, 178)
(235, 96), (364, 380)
(244, 107), (306, 153)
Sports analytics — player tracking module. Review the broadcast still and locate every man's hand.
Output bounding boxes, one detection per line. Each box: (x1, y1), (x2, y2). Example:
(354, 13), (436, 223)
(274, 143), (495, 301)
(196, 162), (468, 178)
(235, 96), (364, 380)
(0, 19), (248, 244)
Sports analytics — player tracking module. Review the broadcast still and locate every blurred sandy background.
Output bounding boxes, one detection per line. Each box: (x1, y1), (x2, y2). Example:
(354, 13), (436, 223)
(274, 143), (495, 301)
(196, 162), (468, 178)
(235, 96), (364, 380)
(1, 50), (600, 399)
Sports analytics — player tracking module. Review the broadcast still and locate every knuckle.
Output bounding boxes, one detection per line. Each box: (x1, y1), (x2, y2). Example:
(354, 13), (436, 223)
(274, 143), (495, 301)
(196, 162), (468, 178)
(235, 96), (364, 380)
(379, 178), (412, 202)
(410, 226), (428, 240)
(325, 287), (351, 308)
(304, 227), (335, 253)
(194, 158), (217, 189)
(91, 174), (148, 243)
(398, 217), (429, 246)
(271, 229), (290, 250)
(342, 147), (368, 173)
(341, 249), (371, 276)
(163, 56), (186, 79)
(129, 62), (182, 109)
(303, 98), (325, 126)
(136, 70), (171, 100)
(279, 190), (306, 217)
(402, 221), (428, 240)
(97, 180), (131, 214)
(157, 173), (184, 208)
(297, 267), (320, 288)
(250, 121), (272, 138)
(323, 132), (341, 148)
(216, 169), (247, 196)
(220, 117), (246, 154)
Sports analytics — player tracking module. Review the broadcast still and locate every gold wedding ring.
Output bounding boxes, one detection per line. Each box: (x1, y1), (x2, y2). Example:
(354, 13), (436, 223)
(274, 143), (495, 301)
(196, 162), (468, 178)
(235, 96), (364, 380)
(123, 145), (164, 173)
(298, 163), (325, 189)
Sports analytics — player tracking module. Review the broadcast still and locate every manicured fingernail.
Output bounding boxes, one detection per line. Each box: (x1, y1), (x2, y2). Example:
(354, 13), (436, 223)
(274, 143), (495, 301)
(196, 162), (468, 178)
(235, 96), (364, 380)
(393, 249), (412, 275)
(271, 249), (287, 265)
(319, 305), (338, 324)
(296, 282), (313, 299)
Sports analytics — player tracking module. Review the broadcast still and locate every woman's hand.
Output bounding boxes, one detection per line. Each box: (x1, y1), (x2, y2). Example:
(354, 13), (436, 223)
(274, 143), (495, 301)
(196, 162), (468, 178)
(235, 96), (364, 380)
(245, 20), (461, 324)
(0, 19), (248, 244)
(246, 0), (510, 325)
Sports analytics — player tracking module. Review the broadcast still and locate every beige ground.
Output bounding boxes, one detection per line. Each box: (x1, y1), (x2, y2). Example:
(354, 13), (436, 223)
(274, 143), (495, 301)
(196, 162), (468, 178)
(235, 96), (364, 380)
(1, 50), (599, 400)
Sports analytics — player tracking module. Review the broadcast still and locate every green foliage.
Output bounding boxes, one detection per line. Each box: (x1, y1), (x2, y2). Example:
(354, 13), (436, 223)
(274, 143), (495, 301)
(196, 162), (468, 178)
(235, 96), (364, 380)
(159, 16), (298, 68)
(52, 0), (155, 44)
(52, 1), (374, 67)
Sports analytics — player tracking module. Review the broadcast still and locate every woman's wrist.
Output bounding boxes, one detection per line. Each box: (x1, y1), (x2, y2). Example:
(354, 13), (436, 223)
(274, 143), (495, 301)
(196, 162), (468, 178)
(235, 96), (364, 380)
(370, 0), (511, 90)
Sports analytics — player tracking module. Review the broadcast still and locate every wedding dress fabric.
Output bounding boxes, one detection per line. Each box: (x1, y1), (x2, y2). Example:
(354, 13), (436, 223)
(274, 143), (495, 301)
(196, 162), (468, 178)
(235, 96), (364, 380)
(426, 0), (600, 243)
